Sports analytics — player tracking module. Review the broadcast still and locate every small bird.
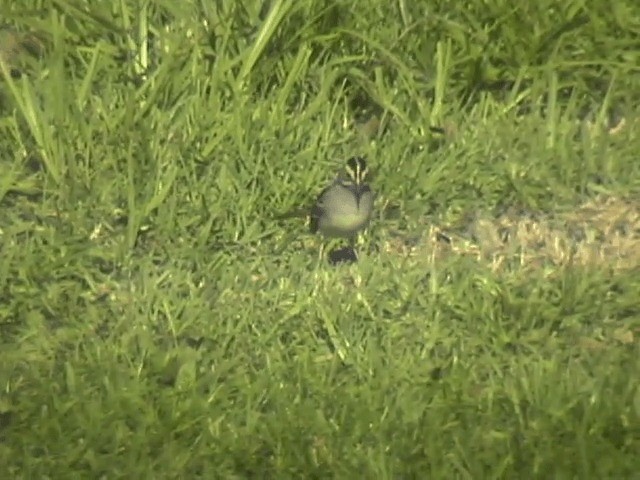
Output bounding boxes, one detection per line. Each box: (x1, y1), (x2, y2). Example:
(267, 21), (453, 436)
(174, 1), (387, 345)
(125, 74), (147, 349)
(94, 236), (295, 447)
(309, 155), (374, 242)
(275, 156), (374, 263)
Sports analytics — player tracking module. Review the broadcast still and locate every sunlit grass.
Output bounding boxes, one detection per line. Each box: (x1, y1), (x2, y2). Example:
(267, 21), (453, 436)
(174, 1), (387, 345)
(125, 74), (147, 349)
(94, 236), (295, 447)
(1, 0), (639, 477)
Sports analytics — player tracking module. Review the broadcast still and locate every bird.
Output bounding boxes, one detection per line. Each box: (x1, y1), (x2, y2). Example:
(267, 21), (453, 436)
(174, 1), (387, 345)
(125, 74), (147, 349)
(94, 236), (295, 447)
(275, 156), (374, 262)
(309, 155), (374, 243)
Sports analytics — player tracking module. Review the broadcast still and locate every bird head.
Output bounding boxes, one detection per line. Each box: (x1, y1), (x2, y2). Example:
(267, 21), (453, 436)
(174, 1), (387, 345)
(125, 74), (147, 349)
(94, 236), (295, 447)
(342, 156), (370, 204)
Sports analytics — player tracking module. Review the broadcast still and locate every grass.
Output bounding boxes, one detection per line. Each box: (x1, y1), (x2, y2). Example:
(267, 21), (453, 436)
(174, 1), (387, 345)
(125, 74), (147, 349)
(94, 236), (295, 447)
(1, 0), (639, 477)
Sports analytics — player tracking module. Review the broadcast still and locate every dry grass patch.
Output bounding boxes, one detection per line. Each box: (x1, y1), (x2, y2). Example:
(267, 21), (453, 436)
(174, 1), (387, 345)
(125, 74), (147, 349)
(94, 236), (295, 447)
(389, 196), (640, 275)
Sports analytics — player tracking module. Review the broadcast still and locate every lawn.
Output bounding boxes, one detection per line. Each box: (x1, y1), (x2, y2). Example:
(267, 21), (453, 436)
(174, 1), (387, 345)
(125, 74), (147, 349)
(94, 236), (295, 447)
(1, 0), (639, 478)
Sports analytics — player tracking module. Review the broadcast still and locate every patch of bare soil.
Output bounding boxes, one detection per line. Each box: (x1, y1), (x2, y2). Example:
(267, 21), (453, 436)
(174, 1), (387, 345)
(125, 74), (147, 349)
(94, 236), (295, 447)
(388, 196), (640, 274)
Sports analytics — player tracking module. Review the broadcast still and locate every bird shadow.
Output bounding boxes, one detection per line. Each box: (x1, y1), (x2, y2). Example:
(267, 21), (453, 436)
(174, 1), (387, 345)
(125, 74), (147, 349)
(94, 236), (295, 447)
(327, 246), (359, 265)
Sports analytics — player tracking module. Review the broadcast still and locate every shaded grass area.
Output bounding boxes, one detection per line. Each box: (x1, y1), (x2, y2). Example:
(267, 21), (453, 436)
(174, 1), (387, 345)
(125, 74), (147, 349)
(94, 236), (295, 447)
(1, 0), (640, 477)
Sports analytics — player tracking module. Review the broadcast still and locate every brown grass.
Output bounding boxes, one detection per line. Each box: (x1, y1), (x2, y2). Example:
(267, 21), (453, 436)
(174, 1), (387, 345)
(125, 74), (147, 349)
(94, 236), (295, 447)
(387, 196), (640, 275)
